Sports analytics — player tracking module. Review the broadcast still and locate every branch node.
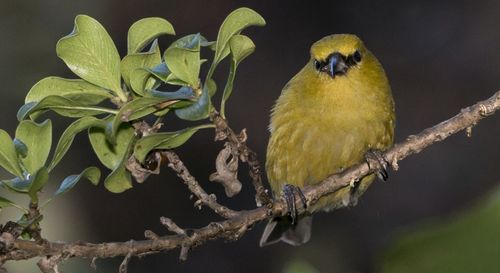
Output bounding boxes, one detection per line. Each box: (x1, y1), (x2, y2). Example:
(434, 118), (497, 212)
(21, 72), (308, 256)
(209, 144), (242, 197)
(163, 150), (237, 218)
(125, 152), (161, 183)
(193, 200), (203, 210)
(37, 254), (62, 273)
(479, 103), (493, 116)
(144, 230), (160, 240)
(209, 194), (217, 202)
(466, 125), (473, 137)
(390, 157), (400, 171)
(0, 233), (14, 253)
(210, 111), (272, 207)
(208, 222), (224, 232)
(231, 224), (248, 241)
(160, 217), (186, 236)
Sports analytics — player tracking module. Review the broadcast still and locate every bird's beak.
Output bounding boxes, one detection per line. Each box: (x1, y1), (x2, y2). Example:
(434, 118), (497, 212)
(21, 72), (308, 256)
(328, 53), (348, 78)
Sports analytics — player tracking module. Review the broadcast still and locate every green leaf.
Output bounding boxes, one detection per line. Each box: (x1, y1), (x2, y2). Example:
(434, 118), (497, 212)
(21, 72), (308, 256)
(104, 163), (132, 193)
(146, 86), (195, 100)
(121, 39), (162, 88)
(165, 100), (194, 110)
(128, 17), (175, 54)
(0, 129), (24, 177)
(25, 77), (113, 106)
(17, 95), (117, 121)
(48, 117), (107, 171)
(104, 137), (135, 193)
(110, 97), (165, 141)
(56, 15), (126, 101)
(134, 124), (212, 163)
(205, 77), (217, 97)
(0, 196), (17, 209)
(15, 120), (52, 174)
(148, 62), (170, 82)
(153, 108), (170, 117)
(208, 8), (265, 80)
(1, 177), (30, 193)
(229, 34), (256, 66)
(220, 35), (255, 117)
(28, 167), (49, 202)
(54, 166), (100, 196)
(89, 119), (135, 170)
(165, 72), (190, 86)
(175, 84), (212, 121)
(110, 87), (195, 141)
(13, 139), (28, 159)
(142, 61), (205, 87)
(130, 68), (156, 96)
(164, 33), (202, 87)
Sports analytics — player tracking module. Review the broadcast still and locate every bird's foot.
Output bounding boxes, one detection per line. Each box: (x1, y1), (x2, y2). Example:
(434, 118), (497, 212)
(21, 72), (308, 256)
(282, 184), (307, 225)
(365, 149), (389, 181)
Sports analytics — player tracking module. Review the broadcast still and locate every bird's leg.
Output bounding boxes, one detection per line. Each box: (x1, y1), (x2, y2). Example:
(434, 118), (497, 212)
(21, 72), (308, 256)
(282, 184), (307, 225)
(364, 149), (389, 181)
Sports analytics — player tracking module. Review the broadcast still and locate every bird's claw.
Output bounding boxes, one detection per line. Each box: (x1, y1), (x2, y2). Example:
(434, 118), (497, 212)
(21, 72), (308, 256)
(365, 149), (389, 181)
(282, 184), (307, 225)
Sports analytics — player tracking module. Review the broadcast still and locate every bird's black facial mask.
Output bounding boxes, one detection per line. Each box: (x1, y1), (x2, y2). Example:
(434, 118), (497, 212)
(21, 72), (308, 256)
(314, 51), (362, 78)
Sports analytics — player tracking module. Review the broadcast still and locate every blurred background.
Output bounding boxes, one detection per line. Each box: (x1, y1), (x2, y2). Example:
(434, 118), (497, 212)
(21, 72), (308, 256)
(1, 0), (499, 272)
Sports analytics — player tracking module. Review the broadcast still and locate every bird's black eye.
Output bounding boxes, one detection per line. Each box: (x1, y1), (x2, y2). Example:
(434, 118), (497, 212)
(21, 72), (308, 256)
(353, 50), (362, 63)
(314, 59), (321, 70)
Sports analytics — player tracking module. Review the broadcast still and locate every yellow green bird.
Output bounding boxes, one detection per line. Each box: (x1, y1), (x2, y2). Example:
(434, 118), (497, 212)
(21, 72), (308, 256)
(260, 34), (395, 246)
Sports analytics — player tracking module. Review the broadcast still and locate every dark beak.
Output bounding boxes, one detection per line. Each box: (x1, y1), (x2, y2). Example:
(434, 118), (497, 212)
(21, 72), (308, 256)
(328, 53), (348, 78)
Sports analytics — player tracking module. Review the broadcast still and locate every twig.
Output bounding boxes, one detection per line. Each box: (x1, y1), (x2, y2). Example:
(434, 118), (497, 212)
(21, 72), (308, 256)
(118, 251), (133, 273)
(160, 217), (186, 236)
(37, 254), (62, 273)
(209, 143), (242, 197)
(210, 112), (272, 207)
(27, 201), (43, 243)
(161, 151), (239, 219)
(0, 90), (498, 268)
(90, 257), (97, 270)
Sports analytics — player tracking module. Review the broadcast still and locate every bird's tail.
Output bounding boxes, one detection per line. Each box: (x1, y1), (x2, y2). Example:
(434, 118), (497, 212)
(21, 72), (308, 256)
(259, 215), (312, 246)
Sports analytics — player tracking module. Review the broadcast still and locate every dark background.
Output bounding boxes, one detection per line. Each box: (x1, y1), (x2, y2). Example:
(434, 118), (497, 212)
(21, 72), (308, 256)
(1, 1), (499, 272)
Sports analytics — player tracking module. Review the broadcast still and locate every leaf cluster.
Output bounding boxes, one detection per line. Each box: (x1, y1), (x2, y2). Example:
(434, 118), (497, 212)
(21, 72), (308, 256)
(0, 8), (265, 235)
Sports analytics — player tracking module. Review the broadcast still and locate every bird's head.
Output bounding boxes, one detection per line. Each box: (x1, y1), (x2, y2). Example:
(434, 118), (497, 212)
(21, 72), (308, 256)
(310, 34), (367, 79)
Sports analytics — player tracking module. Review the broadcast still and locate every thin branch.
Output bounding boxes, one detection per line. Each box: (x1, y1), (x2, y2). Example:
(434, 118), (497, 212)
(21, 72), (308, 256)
(161, 151), (239, 219)
(0, 90), (498, 266)
(118, 250), (133, 273)
(159, 217), (186, 236)
(211, 112), (272, 207)
(209, 143), (243, 197)
(37, 255), (62, 273)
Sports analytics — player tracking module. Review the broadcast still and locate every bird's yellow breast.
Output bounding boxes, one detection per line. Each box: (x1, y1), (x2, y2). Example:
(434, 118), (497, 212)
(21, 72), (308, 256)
(266, 47), (395, 211)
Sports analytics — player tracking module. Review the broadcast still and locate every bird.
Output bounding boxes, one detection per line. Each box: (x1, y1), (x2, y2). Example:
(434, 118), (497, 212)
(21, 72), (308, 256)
(260, 34), (395, 246)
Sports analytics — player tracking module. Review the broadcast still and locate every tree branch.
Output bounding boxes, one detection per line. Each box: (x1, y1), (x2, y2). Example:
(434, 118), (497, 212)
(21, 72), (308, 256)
(0, 90), (498, 269)
(211, 112), (272, 207)
(161, 150), (239, 219)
